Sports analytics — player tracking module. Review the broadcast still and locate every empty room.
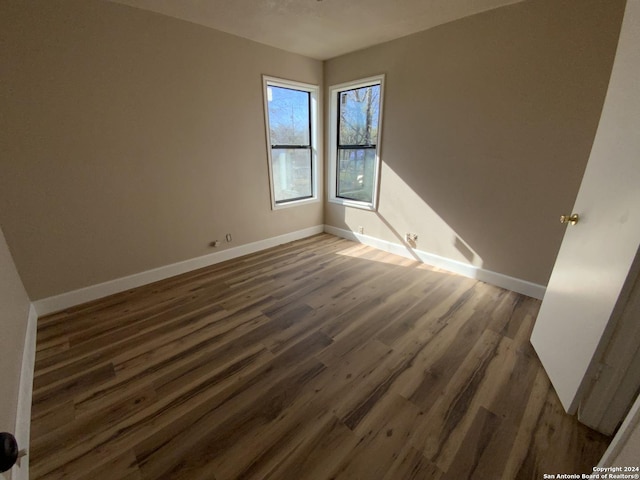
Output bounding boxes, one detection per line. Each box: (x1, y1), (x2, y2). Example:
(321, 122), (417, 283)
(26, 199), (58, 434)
(1, 0), (639, 479)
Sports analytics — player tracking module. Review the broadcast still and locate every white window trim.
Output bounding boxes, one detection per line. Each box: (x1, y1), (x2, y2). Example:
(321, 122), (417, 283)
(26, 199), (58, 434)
(328, 74), (385, 211)
(262, 75), (320, 210)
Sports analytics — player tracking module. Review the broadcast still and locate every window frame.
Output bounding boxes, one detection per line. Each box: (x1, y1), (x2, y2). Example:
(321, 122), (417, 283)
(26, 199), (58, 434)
(262, 75), (320, 210)
(328, 74), (385, 211)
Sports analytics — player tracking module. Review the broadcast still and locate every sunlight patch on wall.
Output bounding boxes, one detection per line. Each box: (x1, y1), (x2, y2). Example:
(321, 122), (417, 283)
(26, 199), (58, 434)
(343, 162), (483, 268)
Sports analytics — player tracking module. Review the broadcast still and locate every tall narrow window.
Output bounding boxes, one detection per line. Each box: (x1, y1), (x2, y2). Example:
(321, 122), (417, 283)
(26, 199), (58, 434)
(329, 75), (385, 210)
(263, 76), (319, 209)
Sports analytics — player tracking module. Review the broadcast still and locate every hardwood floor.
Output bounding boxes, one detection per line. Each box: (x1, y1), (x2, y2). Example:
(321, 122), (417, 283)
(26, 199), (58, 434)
(30, 233), (610, 479)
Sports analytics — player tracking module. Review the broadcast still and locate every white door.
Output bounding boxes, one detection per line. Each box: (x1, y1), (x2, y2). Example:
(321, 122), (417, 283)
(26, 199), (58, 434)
(530, 0), (640, 416)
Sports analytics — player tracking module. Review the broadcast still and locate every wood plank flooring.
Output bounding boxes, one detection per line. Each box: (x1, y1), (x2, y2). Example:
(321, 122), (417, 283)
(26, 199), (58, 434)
(30, 233), (610, 479)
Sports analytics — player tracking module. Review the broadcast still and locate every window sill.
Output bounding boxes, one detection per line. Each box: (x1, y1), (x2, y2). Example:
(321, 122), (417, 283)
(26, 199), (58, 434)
(272, 196), (320, 210)
(328, 197), (377, 211)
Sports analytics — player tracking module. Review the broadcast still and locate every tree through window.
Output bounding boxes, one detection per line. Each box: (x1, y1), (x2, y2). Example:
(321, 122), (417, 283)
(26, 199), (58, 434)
(329, 76), (385, 210)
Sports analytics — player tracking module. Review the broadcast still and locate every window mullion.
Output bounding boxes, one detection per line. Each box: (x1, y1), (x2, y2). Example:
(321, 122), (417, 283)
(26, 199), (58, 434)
(337, 145), (377, 150)
(271, 145), (311, 149)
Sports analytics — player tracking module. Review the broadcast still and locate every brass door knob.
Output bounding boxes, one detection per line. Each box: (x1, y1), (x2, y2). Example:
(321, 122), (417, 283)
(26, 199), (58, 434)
(560, 213), (579, 225)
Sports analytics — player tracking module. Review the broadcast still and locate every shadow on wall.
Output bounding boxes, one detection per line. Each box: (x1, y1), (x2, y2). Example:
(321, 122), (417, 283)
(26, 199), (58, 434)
(374, 211), (422, 263)
(328, 0), (625, 285)
(342, 164), (483, 268)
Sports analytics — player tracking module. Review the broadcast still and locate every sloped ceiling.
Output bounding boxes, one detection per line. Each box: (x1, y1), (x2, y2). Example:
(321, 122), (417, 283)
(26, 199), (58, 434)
(106, 0), (523, 60)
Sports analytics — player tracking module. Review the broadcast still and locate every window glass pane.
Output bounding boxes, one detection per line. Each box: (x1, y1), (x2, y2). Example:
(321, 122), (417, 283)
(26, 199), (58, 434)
(272, 148), (312, 203)
(337, 148), (376, 203)
(339, 84), (380, 146)
(267, 86), (310, 146)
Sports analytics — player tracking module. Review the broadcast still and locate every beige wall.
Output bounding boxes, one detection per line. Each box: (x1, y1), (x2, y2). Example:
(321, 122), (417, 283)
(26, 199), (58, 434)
(324, 0), (625, 285)
(0, 225), (31, 448)
(0, 0), (626, 299)
(0, 0), (323, 300)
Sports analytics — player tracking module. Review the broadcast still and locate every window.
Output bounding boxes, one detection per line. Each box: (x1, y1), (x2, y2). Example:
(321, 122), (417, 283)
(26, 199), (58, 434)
(329, 75), (385, 210)
(263, 76), (319, 209)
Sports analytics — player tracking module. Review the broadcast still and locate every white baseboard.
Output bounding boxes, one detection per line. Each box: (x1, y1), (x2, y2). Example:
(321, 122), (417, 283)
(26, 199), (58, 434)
(11, 304), (37, 480)
(33, 226), (324, 316)
(324, 225), (546, 299)
(33, 223), (544, 316)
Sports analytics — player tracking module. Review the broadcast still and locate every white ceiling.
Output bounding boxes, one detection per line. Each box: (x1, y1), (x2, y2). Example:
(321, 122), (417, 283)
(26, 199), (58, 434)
(107, 0), (523, 60)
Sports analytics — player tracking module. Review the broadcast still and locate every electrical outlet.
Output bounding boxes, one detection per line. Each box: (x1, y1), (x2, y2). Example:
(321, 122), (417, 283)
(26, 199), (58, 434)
(405, 233), (418, 242)
(358, 226), (364, 234)
(225, 233), (232, 242)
